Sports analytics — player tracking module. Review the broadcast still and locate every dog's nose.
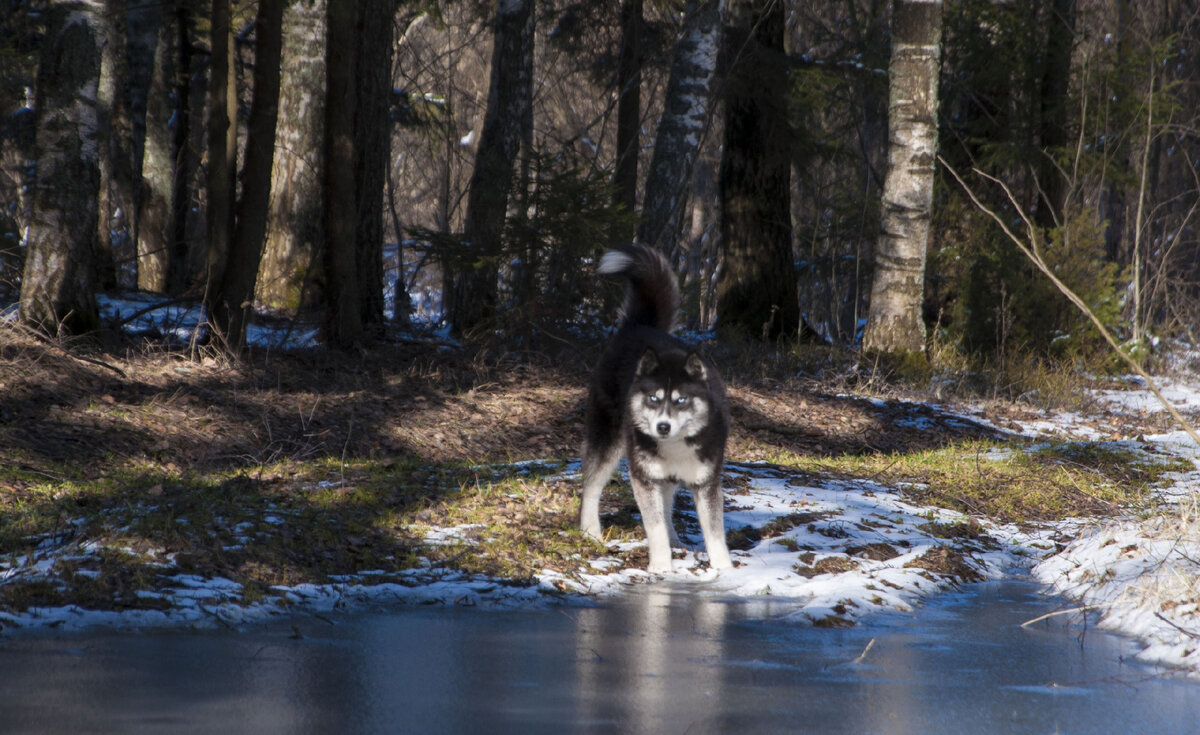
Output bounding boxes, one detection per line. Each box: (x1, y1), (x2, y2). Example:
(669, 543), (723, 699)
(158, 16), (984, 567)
(656, 421), (671, 436)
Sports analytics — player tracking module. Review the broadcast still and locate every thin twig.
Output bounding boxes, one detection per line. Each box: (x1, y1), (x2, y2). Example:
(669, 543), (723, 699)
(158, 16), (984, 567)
(1153, 611), (1200, 639)
(1021, 604), (1107, 628)
(852, 637), (876, 664)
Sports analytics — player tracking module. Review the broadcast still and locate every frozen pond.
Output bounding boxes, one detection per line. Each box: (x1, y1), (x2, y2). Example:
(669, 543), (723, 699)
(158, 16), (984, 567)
(1, 579), (1198, 734)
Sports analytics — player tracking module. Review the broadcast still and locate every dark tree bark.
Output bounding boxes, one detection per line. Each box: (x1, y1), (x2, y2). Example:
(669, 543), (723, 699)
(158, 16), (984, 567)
(612, 0), (642, 239)
(208, 0), (285, 350)
(639, 0), (722, 258)
(204, 0), (237, 321)
(96, 0), (133, 290)
(446, 0), (535, 335)
(353, 0), (396, 331)
(257, 0), (327, 313)
(19, 4), (103, 335)
(323, 0), (362, 348)
(861, 0), (943, 357)
(1036, 0), (1074, 230)
(169, 8), (201, 294)
(716, 0), (797, 340)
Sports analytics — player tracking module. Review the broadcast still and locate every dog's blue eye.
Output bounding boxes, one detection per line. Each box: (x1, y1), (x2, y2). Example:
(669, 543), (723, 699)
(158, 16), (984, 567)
(648, 395), (661, 404)
(674, 396), (688, 406)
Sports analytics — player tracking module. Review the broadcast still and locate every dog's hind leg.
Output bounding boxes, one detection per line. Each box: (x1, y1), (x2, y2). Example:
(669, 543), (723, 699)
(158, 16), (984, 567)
(635, 478), (676, 573)
(693, 479), (732, 570)
(580, 443), (621, 541)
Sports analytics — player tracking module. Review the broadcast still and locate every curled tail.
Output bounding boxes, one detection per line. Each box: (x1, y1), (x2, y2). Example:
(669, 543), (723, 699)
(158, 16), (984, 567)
(598, 243), (680, 333)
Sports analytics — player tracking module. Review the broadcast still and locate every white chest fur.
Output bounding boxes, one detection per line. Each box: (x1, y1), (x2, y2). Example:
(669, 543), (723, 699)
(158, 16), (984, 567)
(637, 438), (713, 486)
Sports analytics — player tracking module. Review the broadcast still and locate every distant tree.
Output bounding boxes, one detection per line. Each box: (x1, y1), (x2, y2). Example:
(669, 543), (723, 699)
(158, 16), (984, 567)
(717, 0), (798, 339)
(612, 0), (642, 241)
(96, 0), (134, 290)
(257, 0), (327, 313)
(206, 0), (285, 351)
(2, 82), (36, 273)
(445, 0), (535, 335)
(862, 0), (943, 357)
(19, 4), (103, 335)
(204, 0), (237, 315)
(639, 0), (722, 258)
(1035, 0), (1074, 230)
(352, 0), (396, 331)
(323, 0), (362, 347)
(138, 3), (195, 294)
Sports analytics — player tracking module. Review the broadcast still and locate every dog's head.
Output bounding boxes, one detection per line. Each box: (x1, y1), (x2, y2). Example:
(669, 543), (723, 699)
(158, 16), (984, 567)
(629, 348), (711, 441)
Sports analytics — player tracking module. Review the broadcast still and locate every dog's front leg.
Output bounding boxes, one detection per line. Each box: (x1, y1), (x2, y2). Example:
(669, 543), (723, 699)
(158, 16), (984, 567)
(633, 478), (674, 573)
(693, 478), (732, 570)
(580, 443), (621, 541)
(660, 483), (684, 548)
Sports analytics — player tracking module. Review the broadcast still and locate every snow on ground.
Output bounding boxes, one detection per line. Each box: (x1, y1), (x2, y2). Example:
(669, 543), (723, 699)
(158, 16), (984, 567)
(946, 370), (1200, 675)
(1094, 375), (1200, 416)
(1031, 426), (1200, 674)
(540, 462), (1062, 629)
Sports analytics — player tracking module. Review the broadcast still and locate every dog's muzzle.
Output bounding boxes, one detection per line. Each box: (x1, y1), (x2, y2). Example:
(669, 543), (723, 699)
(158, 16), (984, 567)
(656, 421), (671, 436)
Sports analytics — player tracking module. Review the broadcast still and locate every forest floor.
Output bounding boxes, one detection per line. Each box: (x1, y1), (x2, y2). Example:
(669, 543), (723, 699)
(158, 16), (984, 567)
(2, 321), (1199, 668)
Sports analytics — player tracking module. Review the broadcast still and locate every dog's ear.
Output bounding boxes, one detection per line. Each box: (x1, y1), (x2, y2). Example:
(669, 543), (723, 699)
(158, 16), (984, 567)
(636, 348), (658, 376)
(685, 352), (707, 380)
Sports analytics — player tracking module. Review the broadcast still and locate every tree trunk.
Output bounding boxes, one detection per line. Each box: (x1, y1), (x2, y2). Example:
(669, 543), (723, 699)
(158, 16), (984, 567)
(96, 0), (133, 290)
(204, 0), (237, 323)
(1035, 0), (1074, 230)
(612, 0), (642, 241)
(257, 0), (327, 313)
(446, 0), (535, 335)
(170, 8), (201, 294)
(19, 4), (103, 335)
(716, 0), (797, 340)
(353, 0), (396, 332)
(639, 0), (722, 259)
(323, 0), (362, 348)
(138, 3), (189, 293)
(861, 0), (942, 357)
(209, 0), (285, 351)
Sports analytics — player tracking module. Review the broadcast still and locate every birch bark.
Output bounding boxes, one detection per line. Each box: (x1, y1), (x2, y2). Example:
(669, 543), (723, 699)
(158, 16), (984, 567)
(862, 0), (943, 356)
(639, 0), (722, 260)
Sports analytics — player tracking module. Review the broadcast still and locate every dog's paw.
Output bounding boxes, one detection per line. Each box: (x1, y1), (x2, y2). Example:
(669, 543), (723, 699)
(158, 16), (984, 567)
(706, 548), (734, 570)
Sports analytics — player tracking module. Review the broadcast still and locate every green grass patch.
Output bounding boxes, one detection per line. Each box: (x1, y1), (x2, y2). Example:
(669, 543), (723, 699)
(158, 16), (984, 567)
(765, 438), (1184, 523)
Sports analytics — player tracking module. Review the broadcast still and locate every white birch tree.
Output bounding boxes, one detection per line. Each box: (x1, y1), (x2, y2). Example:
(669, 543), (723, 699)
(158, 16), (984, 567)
(638, 0), (723, 260)
(862, 0), (943, 356)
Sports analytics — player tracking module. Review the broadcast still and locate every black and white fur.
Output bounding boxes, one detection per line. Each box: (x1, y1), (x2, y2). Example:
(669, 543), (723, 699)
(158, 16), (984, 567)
(580, 243), (733, 573)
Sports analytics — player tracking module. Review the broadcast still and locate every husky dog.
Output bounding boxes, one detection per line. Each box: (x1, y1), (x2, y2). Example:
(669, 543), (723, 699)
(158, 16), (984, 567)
(580, 243), (733, 573)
